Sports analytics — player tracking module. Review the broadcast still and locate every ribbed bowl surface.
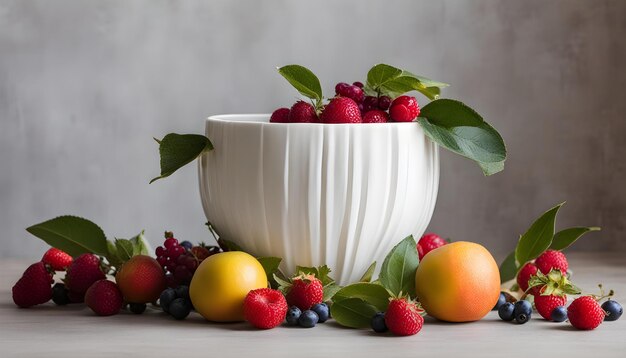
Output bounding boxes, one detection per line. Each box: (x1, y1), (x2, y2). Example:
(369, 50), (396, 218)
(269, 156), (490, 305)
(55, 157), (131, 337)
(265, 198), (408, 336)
(199, 114), (439, 284)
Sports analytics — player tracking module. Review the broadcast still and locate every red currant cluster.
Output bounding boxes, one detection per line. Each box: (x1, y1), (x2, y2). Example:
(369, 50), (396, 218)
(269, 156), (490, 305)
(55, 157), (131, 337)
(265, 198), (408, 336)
(155, 232), (220, 288)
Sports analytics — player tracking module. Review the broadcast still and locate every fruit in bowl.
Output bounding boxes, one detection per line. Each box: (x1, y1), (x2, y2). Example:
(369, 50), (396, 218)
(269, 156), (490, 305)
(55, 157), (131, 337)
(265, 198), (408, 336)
(151, 64), (506, 284)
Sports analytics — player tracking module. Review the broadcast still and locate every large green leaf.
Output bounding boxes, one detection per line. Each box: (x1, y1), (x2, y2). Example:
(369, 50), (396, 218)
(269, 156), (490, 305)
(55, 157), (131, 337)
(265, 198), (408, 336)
(366, 65), (448, 100)
(499, 251), (518, 283)
(257, 256), (282, 286)
(515, 203), (564, 266)
(277, 65), (323, 101)
(366, 64), (403, 88)
(550, 227), (601, 251)
(150, 133), (213, 183)
(333, 283), (391, 312)
(420, 99), (484, 128)
(26, 216), (108, 257)
(379, 236), (419, 296)
(331, 298), (379, 329)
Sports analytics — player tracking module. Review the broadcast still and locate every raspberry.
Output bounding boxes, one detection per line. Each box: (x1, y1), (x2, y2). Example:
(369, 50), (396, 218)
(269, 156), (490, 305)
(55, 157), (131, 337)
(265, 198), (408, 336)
(516, 262), (538, 293)
(286, 274), (324, 310)
(535, 250), (568, 275)
(85, 279), (124, 316)
(269, 107), (290, 123)
(362, 110), (389, 123)
(288, 101), (318, 123)
(568, 296), (605, 330)
(384, 297), (424, 336)
(320, 97), (362, 124)
(417, 233), (447, 261)
(535, 293), (567, 321)
(243, 288), (288, 329)
(41, 248), (73, 271)
(12, 262), (53, 308)
(65, 253), (106, 300)
(389, 95), (420, 122)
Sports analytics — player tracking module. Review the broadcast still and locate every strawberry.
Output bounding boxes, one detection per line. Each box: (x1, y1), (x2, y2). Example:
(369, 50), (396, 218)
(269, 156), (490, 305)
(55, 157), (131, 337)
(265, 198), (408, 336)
(384, 297), (424, 336)
(191, 246), (211, 261)
(243, 288), (288, 329)
(389, 95), (420, 122)
(65, 253), (106, 301)
(535, 293), (567, 320)
(320, 97), (362, 124)
(85, 279), (124, 316)
(288, 101), (318, 123)
(568, 296), (605, 330)
(535, 249), (568, 275)
(12, 262), (53, 308)
(529, 270), (581, 320)
(516, 262), (538, 294)
(42, 248), (73, 271)
(417, 233), (447, 261)
(285, 273), (324, 310)
(269, 107), (290, 123)
(362, 110), (389, 123)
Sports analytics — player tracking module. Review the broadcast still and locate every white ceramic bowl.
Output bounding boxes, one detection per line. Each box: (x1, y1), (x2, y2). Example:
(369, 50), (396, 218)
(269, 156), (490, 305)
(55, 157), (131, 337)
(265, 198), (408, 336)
(199, 114), (439, 284)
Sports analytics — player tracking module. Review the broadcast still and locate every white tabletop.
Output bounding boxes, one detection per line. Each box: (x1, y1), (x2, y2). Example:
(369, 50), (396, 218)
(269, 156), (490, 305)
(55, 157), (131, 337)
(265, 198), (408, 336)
(1, 252), (625, 357)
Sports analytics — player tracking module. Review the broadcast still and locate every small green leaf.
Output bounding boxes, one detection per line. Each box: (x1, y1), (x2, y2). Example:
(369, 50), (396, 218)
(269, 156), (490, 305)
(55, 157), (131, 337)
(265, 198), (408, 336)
(26, 216), (108, 257)
(366, 64), (403, 89)
(359, 262), (377, 282)
(150, 133), (213, 183)
(273, 273), (292, 292)
(128, 231), (150, 256)
(381, 73), (447, 100)
(333, 283), (391, 312)
(257, 257), (282, 286)
(115, 239), (134, 262)
(499, 251), (518, 283)
(277, 65), (323, 101)
(515, 203), (565, 266)
(106, 241), (122, 268)
(323, 283), (342, 302)
(218, 238), (245, 252)
(331, 298), (379, 329)
(550, 227), (601, 251)
(379, 236), (419, 297)
(295, 265), (335, 287)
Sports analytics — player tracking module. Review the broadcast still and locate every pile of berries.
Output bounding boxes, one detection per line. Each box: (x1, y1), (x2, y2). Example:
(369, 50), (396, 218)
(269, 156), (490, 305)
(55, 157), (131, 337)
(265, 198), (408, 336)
(370, 297), (425, 336)
(155, 232), (220, 287)
(284, 303), (330, 328)
(270, 81), (420, 124)
(159, 286), (193, 320)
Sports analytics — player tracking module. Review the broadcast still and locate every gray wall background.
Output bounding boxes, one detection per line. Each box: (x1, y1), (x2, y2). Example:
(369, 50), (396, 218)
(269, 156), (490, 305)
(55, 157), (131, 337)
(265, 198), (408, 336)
(1, 0), (625, 261)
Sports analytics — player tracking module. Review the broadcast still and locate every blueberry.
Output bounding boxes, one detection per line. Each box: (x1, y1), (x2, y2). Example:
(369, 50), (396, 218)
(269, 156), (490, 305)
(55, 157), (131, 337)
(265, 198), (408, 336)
(498, 302), (515, 321)
(514, 300), (532, 324)
(285, 306), (302, 326)
(602, 300), (623, 322)
(52, 283), (70, 306)
(180, 241), (193, 251)
(492, 292), (507, 310)
(159, 288), (177, 313)
(175, 285), (190, 300)
(169, 298), (191, 320)
(311, 303), (330, 323)
(371, 312), (388, 333)
(298, 310), (319, 328)
(550, 306), (567, 322)
(128, 302), (147, 314)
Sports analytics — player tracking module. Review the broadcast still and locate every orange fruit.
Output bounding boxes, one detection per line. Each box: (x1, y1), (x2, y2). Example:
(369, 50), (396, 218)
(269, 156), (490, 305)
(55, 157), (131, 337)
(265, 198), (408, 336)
(190, 251), (267, 322)
(116, 255), (166, 303)
(414, 241), (500, 322)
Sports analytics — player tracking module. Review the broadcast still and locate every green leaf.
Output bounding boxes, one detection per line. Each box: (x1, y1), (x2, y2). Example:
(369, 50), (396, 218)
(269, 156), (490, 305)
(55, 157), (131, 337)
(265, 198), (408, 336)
(273, 273), (292, 294)
(499, 251), (518, 283)
(359, 262), (376, 282)
(115, 239), (134, 262)
(295, 265), (335, 287)
(366, 64), (403, 89)
(331, 298), (379, 329)
(106, 241), (122, 268)
(333, 283), (391, 312)
(379, 236), (419, 296)
(128, 231), (150, 256)
(150, 133), (213, 183)
(550, 227), (601, 251)
(218, 238), (245, 252)
(478, 160), (505, 176)
(26, 216), (108, 257)
(323, 283), (342, 302)
(277, 65), (323, 101)
(257, 257), (282, 286)
(420, 99), (484, 128)
(515, 203), (565, 266)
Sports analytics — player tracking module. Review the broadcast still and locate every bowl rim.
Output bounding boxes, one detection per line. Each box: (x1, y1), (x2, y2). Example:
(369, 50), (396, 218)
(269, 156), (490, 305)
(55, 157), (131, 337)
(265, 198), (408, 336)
(206, 114), (420, 126)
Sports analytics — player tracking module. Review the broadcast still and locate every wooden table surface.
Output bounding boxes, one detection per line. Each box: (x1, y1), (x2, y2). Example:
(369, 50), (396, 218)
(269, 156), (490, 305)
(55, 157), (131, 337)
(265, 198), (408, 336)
(2, 252), (625, 357)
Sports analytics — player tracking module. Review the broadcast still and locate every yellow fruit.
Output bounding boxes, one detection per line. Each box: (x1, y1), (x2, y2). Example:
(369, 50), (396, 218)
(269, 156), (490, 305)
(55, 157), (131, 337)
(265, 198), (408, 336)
(189, 251), (267, 322)
(414, 241), (500, 322)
